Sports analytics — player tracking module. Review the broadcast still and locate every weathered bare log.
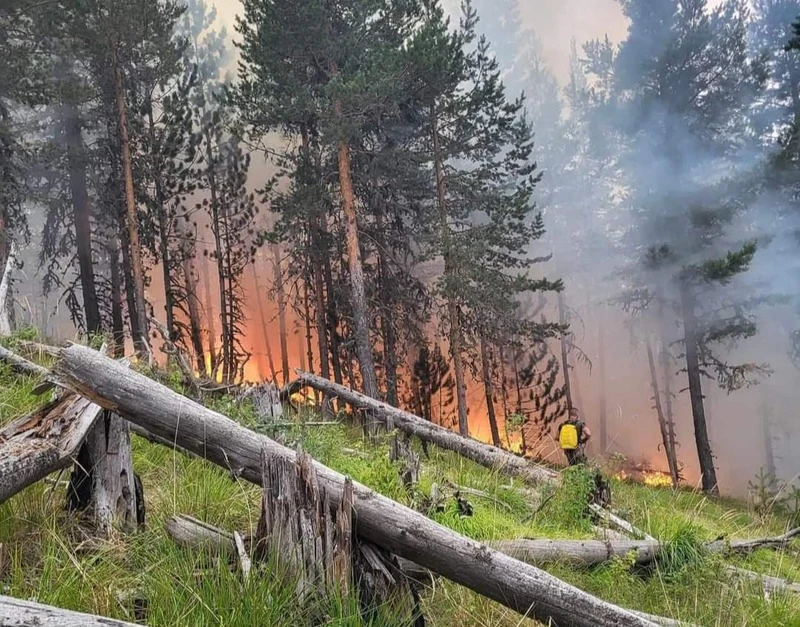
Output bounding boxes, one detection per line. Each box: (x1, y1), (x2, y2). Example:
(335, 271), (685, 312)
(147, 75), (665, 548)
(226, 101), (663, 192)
(725, 566), (800, 595)
(0, 595), (142, 626)
(492, 538), (660, 567)
(297, 370), (560, 487)
(15, 340), (63, 358)
(589, 504), (656, 542)
(708, 526), (800, 554)
(166, 514), (236, 554)
(0, 344), (49, 379)
(0, 394), (104, 504)
(57, 345), (655, 627)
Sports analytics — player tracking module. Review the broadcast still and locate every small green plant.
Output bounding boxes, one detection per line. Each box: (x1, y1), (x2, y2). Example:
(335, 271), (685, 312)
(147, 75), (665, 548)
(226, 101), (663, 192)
(748, 467), (780, 517)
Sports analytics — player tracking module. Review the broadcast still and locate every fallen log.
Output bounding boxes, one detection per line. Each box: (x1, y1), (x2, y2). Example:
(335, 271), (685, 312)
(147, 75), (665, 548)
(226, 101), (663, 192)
(56, 345), (654, 627)
(589, 504), (656, 542)
(707, 526), (800, 554)
(725, 566), (800, 595)
(0, 595), (142, 626)
(0, 344), (49, 379)
(0, 394), (104, 505)
(297, 370), (560, 487)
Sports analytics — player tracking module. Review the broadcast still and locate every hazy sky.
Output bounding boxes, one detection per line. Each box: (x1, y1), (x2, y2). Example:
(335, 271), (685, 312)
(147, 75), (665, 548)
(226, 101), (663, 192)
(213, 0), (630, 84)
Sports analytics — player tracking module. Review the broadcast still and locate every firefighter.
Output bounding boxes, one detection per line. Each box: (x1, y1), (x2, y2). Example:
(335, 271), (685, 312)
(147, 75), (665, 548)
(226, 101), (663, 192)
(558, 408), (591, 466)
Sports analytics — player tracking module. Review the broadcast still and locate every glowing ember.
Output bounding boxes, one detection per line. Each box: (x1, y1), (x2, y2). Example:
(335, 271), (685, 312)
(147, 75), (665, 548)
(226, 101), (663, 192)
(643, 471), (673, 488)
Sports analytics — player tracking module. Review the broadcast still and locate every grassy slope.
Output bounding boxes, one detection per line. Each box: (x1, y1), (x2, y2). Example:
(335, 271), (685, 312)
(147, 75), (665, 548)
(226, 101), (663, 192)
(0, 360), (799, 627)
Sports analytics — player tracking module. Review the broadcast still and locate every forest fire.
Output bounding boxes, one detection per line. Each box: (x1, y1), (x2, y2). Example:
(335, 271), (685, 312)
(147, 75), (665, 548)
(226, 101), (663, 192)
(614, 461), (674, 488)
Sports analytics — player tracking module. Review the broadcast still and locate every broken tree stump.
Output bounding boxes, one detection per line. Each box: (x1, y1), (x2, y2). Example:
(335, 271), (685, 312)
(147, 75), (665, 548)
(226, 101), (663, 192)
(67, 410), (141, 535)
(0, 394), (104, 504)
(389, 434), (420, 490)
(56, 345), (656, 627)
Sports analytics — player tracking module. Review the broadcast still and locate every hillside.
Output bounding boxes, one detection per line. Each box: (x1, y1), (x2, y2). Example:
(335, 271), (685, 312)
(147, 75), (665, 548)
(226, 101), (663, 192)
(0, 346), (798, 627)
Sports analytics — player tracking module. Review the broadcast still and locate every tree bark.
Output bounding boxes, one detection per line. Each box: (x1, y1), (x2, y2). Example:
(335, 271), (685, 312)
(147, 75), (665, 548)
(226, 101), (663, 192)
(54, 345), (653, 627)
(0, 394), (104, 504)
(659, 330), (678, 477)
(480, 334), (501, 447)
(147, 107), (176, 343)
(112, 53), (149, 357)
(64, 106), (101, 335)
(431, 108), (468, 437)
(107, 232), (125, 358)
(0, 595), (143, 627)
(299, 370), (559, 486)
(680, 286), (718, 495)
(323, 256), (344, 387)
(183, 253), (206, 375)
(645, 333), (679, 487)
(201, 256), (218, 376)
(373, 203), (399, 407)
(204, 130), (231, 383)
(333, 111), (379, 411)
(273, 244), (290, 385)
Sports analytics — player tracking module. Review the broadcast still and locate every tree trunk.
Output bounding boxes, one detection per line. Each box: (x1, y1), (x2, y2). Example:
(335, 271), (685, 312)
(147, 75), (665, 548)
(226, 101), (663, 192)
(117, 220), (140, 352)
(205, 130), (231, 383)
(299, 371), (559, 486)
(645, 333), (680, 487)
(183, 253), (206, 375)
(201, 256), (218, 376)
(597, 315), (607, 454)
(54, 345), (653, 627)
(557, 291), (573, 413)
(0, 243), (15, 336)
(431, 108), (468, 437)
(112, 54), (149, 357)
(67, 410), (139, 535)
(333, 114), (379, 410)
(147, 107), (176, 343)
(64, 106), (101, 335)
(679, 286), (718, 495)
(107, 232), (125, 358)
(480, 334), (501, 447)
(373, 204), (399, 407)
(0, 595), (143, 626)
(273, 244), (290, 385)
(251, 260), (277, 384)
(659, 332), (678, 475)
(0, 394), (104, 504)
(323, 256), (344, 386)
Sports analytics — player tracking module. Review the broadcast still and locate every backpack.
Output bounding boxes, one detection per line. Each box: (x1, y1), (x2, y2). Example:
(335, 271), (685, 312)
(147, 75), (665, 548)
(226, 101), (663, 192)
(559, 422), (580, 450)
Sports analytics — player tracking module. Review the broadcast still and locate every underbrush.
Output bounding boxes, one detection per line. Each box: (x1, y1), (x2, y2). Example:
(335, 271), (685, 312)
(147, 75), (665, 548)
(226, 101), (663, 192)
(0, 347), (798, 626)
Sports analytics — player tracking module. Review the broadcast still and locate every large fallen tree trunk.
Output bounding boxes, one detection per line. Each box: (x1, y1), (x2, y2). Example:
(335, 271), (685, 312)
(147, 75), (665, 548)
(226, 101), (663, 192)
(55, 345), (654, 627)
(297, 370), (560, 487)
(0, 394), (104, 504)
(0, 595), (141, 626)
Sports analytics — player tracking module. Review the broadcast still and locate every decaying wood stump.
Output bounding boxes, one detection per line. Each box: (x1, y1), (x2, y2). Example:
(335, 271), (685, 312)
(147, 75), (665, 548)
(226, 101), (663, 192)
(389, 434), (420, 490)
(67, 410), (142, 534)
(253, 450), (422, 624)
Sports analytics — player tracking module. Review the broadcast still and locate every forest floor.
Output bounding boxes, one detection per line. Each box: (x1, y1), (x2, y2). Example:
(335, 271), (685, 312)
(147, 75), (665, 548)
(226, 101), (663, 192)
(1, 342), (799, 627)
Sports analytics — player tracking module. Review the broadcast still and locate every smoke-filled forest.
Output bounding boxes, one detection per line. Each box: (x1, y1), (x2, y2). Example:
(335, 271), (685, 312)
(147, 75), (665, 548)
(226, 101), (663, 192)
(4, 1), (800, 626)
(4, 0), (800, 497)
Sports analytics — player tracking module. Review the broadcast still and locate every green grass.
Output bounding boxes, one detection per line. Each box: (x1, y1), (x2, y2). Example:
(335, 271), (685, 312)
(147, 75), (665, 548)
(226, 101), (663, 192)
(1, 346), (799, 626)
